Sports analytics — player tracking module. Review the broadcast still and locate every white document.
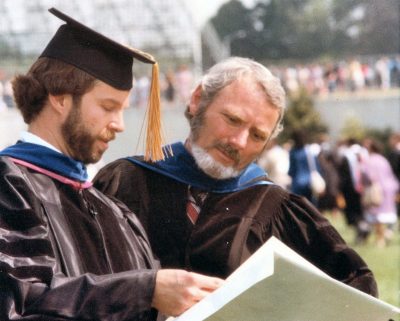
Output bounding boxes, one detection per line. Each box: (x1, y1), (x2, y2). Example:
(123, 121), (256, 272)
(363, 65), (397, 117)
(171, 237), (400, 321)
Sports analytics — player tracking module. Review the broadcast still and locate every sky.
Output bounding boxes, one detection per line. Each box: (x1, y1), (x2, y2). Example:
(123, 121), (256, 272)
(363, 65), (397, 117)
(185, 0), (256, 27)
(185, 0), (228, 26)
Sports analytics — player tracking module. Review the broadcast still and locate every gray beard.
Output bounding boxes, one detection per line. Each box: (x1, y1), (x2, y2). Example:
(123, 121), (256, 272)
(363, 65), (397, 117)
(191, 143), (241, 179)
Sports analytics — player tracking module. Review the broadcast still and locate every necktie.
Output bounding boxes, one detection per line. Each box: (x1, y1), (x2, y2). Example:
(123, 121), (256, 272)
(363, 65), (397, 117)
(186, 186), (207, 224)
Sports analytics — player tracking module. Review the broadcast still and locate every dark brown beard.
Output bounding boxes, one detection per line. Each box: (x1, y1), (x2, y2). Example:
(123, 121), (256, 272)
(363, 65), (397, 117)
(61, 100), (100, 164)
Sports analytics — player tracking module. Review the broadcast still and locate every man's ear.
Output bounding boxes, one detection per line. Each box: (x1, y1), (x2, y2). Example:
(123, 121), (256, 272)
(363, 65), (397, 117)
(188, 85), (202, 116)
(48, 94), (70, 115)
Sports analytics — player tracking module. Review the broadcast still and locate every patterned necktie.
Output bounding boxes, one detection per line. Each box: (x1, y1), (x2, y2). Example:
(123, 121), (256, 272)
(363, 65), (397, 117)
(186, 186), (207, 224)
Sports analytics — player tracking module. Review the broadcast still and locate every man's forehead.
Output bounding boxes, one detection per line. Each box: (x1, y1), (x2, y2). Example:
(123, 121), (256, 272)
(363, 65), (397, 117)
(84, 82), (130, 103)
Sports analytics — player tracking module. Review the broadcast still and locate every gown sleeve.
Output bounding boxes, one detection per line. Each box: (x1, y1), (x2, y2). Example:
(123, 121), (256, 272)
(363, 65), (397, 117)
(96, 160), (379, 298)
(266, 190), (378, 297)
(0, 158), (157, 321)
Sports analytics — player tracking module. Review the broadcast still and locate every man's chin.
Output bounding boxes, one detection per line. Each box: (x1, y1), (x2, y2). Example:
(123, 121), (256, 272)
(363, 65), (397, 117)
(191, 144), (241, 179)
(79, 150), (104, 165)
(212, 149), (237, 168)
(203, 165), (241, 180)
(90, 151), (105, 164)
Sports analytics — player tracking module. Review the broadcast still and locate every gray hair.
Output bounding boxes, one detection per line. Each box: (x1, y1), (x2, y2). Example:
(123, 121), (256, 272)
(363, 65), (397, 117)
(186, 57), (286, 139)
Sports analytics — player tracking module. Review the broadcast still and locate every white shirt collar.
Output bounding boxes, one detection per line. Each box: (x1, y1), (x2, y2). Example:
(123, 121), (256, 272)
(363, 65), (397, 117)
(20, 131), (62, 154)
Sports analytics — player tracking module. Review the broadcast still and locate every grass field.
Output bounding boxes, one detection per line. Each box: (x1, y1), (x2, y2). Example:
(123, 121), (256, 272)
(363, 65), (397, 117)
(326, 212), (400, 307)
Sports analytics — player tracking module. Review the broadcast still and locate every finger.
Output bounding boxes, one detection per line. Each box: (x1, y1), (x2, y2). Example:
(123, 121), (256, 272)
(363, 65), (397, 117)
(191, 273), (225, 290)
(191, 287), (218, 302)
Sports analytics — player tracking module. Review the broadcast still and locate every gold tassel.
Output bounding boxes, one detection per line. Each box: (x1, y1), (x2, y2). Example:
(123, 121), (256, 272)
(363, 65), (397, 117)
(144, 62), (172, 161)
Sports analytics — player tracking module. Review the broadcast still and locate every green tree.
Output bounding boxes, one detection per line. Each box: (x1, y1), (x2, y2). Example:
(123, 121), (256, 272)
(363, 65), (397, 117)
(250, 0), (308, 59)
(211, 0), (251, 37)
(211, 0), (253, 57)
(329, 0), (364, 55)
(279, 87), (327, 143)
(339, 116), (366, 141)
(356, 0), (400, 55)
(212, 0), (339, 60)
(330, 0), (399, 55)
(210, 0), (398, 60)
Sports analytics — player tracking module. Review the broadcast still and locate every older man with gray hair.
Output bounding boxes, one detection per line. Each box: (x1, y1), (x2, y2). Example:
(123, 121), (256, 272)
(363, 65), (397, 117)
(95, 57), (378, 297)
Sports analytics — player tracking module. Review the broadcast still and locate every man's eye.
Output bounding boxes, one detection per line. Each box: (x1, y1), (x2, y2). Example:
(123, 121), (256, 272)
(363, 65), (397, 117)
(252, 132), (267, 142)
(102, 105), (114, 111)
(225, 115), (239, 124)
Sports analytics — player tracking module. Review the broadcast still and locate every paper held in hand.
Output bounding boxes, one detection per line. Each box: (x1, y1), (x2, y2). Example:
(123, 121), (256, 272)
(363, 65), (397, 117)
(170, 237), (400, 321)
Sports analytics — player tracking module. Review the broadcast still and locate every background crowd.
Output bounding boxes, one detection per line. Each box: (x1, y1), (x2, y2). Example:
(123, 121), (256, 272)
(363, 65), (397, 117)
(258, 131), (400, 249)
(0, 54), (399, 112)
(134, 54), (400, 109)
(274, 55), (400, 96)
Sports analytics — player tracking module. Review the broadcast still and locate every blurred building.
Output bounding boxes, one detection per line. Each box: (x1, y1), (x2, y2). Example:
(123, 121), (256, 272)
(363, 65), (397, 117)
(0, 0), (224, 75)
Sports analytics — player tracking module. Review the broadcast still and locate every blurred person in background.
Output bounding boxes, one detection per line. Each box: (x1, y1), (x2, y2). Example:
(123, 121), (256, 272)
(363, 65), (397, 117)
(175, 64), (194, 105)
(162, 69), (176, 107)
(315, 134), (342, 218)
(288, 129), (325, 204)
(134, 74), (150, 108)
(348, 58), (365, 92)
(337, 138), (370, 244)
(361, 138), (399, 247)
(375, 56), (391, 90)
(0, 77), (7, 112)
(95, 57), (377, 297)
(257, 138), (291, 189)
(388, 132), (400, 220)
(3, 76), (14, 108)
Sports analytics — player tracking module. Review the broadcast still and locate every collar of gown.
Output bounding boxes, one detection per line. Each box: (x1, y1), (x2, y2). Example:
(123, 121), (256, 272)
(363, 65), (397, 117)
(126, 142), (272, 193)
(0, 141), (89, 182)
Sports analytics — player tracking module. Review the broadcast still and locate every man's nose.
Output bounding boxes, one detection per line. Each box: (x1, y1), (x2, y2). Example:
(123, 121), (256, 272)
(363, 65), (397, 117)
(229, 129), (248, 149)
(109, 111), (125, 133)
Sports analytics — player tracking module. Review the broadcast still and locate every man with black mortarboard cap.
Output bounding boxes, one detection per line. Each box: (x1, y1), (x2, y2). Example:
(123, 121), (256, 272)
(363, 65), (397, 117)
(0, 7), (223, 321)
(41, 7), (165, 161)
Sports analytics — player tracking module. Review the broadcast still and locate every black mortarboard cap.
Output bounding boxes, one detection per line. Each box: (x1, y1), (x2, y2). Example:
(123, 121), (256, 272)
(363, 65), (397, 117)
(40, 7), (155, 90)
(39, 8), (168, 161)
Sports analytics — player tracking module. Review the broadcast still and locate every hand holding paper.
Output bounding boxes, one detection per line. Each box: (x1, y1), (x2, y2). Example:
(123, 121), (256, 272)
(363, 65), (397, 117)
(152, 269), (224, 317)
(170, 237), (400, 321)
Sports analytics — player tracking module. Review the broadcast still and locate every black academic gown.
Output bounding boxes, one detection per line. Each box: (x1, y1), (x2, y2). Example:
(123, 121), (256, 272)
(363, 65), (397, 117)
(94, 158), (378, 297)
(0, 156), (160, 321)
(337, 155), (363, 227)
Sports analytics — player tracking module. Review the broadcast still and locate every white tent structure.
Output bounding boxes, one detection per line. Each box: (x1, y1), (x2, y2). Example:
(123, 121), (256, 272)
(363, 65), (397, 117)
(0, 0), (223, 73)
